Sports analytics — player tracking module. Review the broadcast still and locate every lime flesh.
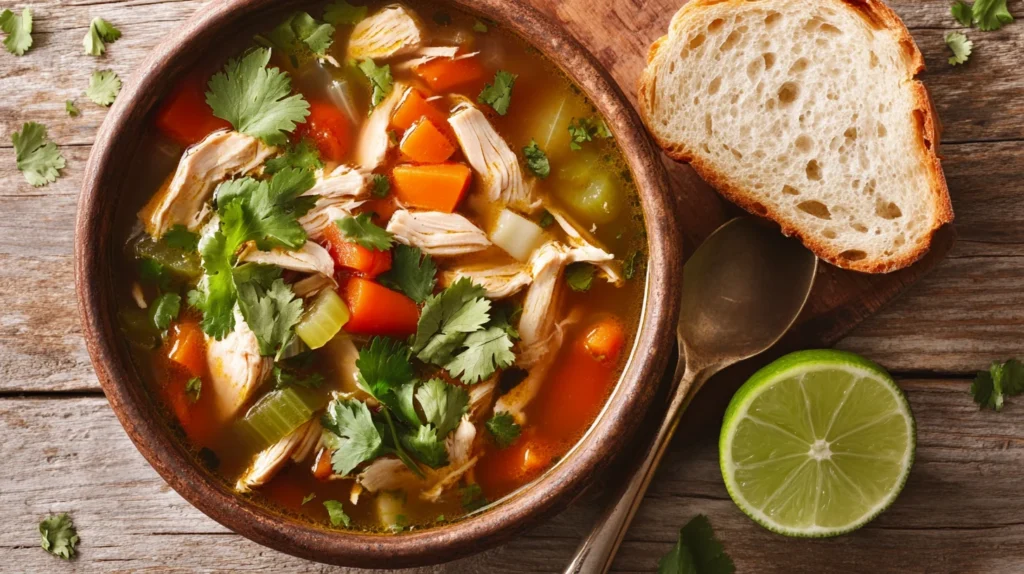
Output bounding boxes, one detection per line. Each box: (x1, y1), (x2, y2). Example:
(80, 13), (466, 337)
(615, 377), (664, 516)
(719, 350), (915, 537)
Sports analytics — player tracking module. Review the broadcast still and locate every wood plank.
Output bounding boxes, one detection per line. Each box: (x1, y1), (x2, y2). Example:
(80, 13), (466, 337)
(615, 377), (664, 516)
(4, 381), (1024, 572)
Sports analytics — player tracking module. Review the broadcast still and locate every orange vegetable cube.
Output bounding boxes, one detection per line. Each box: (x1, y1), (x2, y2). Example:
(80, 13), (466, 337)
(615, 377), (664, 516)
(391, 89), (449, 132)
(322, 224), (392, 278)
(155, 74), (232, 147)
(414, 56), (486, 92)
(167, 320), (207, 377)
(342, 278), (420, 337)
(583, 317), (626, 364)
(392, 163), (472, 213)
(400, 119), (456, 163)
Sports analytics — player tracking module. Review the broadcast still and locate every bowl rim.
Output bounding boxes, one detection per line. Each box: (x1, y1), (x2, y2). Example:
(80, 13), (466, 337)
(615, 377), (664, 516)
(75, 0), (682, 567)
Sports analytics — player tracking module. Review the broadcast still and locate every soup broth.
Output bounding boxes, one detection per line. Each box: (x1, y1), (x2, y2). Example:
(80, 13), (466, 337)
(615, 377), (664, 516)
(118, 0), (647, 532)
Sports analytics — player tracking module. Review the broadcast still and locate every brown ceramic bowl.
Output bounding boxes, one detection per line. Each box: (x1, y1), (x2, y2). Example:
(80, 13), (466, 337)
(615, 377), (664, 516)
(75, 0), (681, 567)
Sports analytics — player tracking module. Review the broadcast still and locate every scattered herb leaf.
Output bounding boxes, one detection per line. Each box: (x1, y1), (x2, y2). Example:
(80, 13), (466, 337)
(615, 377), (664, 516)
(0, 8), (32, 56)
(65, 100), (80, 117)
(945, 31), (973, 65)
(445, 325), (516, 384)
(324, 0), (367, 26)
(83, 17), (121, 56)
(12, 122), (65, 187)
(236, 278), (304, 356)
(971, 359), (1024, 410)
(378, 244), (437, 303)
(658, 515), (735, 574)
(473, 19), (488, 33)
(265, 138), (323, 174)
(185, 376), (202, 402)
(460, 484), (488, 512)
(150, 292), (182, 330)
(538, 210), (555, 228)
(973, 0), (1013, 31)
(523, 139), (550, 179)
(258, 11), (334, 66)
(623, 250), (644, 280)
(336, 213), (394, 250)
(321, 398), (384, 476)
(301, 492), (316, 505)
(478, 70), (517, 115)
(566, 262), (596, 292)
(417, 378), (469, 437)
(568, 117), (613, 150)
(486, 412), (521, 448)
(323, 500), (352, 527)
(952, 0), (974, 26)
(86, 70), (122, 107)
(39, 513), (79, 560)
(358, 59), (394, 108)
(371, 173), (391, 198)
(401, 424), (449, 468)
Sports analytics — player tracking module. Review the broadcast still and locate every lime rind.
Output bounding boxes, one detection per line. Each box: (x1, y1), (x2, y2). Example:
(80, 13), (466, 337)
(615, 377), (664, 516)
(719, 350), (915, 538)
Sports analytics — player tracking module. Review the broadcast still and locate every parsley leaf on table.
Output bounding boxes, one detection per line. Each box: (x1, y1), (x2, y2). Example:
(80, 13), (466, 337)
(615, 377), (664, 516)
(83, 17), (121, 56)
(401, 424), (449, 468)
(566, 262), (596, 292)
(486, 412), (521, 448)
(321, 398), (384, 475)
(150, 292), (181, 330)
(445, 326), (516, 384)
(0, 8), (32, 56)
(206, 47), (310, 145)
(478, 70), (517, 115)
(971, 359), (1024, 410)
(358, 59), (394, 108)
(185, 377), (202, 402)
(236, 278), (304, 356)
(371, 173), (391, 198)
(87, 70), (121, 106)
(523, 139), (550, 179)
(39, 513), (79, 560)
(324, 0), (367, 26)
(417, 378), (469, 437)
(336, 213), (393, 250)
(972, 0), (1013, 31)
(265, 138), (323, 174)
(258, 11), (334, 66)
(658, 515), (735, 574)
(65, 100), (81, 117)
(378, 244), (437, 303)
(952, 0), (974, 26)
(12, 122), (65, 187)
(945, 32), (973, 65)
(323, 500), (352, 527)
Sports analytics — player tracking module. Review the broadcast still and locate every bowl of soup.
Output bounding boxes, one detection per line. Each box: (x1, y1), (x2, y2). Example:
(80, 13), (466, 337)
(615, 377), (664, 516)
(76, 0), (681, 567)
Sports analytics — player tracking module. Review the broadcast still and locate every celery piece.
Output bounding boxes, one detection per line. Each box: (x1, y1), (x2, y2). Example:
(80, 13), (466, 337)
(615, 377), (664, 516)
(295, 289), (350, 350)
(235, 387), (324, 451)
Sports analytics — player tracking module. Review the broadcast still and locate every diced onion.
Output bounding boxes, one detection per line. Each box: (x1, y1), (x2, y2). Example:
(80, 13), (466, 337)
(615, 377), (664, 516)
(490, 209), (546, 262)
(295, 289), (350, 350)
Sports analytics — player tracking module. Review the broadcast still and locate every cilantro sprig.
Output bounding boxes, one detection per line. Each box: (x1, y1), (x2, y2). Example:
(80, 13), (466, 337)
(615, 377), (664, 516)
(83, 17), (121, 56)
(257, 11), (334, 67)
(478, 70), (516, 115)
(523, 139), (550, 179)
(86, 70), (121, 106)
(971, 359), (1024, 410)
(658, 515), (734, 574)
(945, 32), (973, 65)
(358, 59), (394, 108)
(378, 244), (437, 303)
(12, 122), (65, 187)
(324, 0), (367, 26)
(952, 0), (1013, 31)
(569, 116), (613, 150)
(486, 412), (521, 448)
(265, 138), (323, 174)
(39, 513), (79, 560)
(0, 8), (32, 56)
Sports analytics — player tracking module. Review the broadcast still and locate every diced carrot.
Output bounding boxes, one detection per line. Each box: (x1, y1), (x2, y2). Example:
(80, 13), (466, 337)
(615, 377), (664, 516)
(476, 429), (555, 499)
(154, 73), (231, 147)
(294, 99), (352, 162)
(391, 89), (449, 132)
(391, 163), (472, 213)
(343, 278), (420, 337)
(361, 197), (399, 226)
(400, 118), (456, 163)
(167, 320), (207, 378)
(414, 56), (486, 93)
(532, 335), (615, 441)
(313, 448), (334, 480)
(322, 224), (392, 278)
(583, 317), (626, 364)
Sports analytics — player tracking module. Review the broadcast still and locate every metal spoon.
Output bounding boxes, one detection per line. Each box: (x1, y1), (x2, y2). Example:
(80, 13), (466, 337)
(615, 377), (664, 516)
(565, 217), (818, 573)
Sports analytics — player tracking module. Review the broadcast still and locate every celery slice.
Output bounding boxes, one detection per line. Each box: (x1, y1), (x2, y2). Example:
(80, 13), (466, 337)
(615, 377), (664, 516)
(295, 289), (350, 350)
(236, 387), (324, 451)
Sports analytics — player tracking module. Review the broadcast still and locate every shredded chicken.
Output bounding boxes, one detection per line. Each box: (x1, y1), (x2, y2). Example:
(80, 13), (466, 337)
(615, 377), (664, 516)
(357, 457), (421, 493)
(517, 242), (571, 368)
(550, 208), (623, 285)
(292, 274), (335, 299)
(299, 166), (369, 239)
(387, 210), (491, 256)
(442, 263), (532, 299)
(237, 241), (335, 281)
(131, 283), (147, 309)
(393, 46), (464, 70)
(355, 84), (409, 171)
(468, 378), (497, 420)
(138, 131), (274, 237)
(449, 103), (534, 211)
(206, 308), (273, 423)
(235, 420), (321, 492)
(347, 4), (424, 61)
(494, 317), (576, 424)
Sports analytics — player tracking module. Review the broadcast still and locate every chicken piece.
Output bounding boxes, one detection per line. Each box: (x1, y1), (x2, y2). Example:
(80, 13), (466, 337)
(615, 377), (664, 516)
(493, 319), (575, 424)
(292, 274), (335, 299)
(517, 242), (571, 368)
(355, 84), (409, 171)
(422, 418), (478, 502)
(449, 103), (534, 211)
(299, 165), (369, 239)
(550, 208), (623, 285)
(205, 308), (273, 423)
(442, 263), (532, 299)
(139, 131), (274, 237)
(468, 378), (497, 420)
(393, 46), (463, 71)
(347, 4), (424, 61)
(357, 457), (420, 493)
(235, 420), (320, 492)
(387, 209), (491, 256)
(237, 241), (336, 281)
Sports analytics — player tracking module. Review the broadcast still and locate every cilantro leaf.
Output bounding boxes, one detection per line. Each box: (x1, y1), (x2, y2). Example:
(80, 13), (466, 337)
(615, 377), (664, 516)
(523, 139), (550, 179)
(952, 0), (974, 26)
(220, 167), (318, 250)
(624, 250), (644, 280)
(485, 412), (521, 448)
(378, 244), (437, 303)
(12, 122), (66, 187)
(321, 398), (385, 475)
(414, 280), (491, 365)
(259, 12), (334, 66)
(972, 359), (1024, 410)
(163, 225), (200, 251)
(86, 70), (121, 107)
(417, 378), (469, 437)
(206, 48), (310, 145)
(336, 213), (393, 250)
(323, 500), (352, 527)
(358, 59), (394, 108)
(538, 210), (555, 228)
(83, 17), (121, 56)
(185, 376), (202, 402)
(371, 173), (391, 198)
(445, 325), (515, 384)
(478, 70), (517, 115)
(401, 425), (449, 468)
(356, 336), (416, 401)
(265, 138), (323, 174)
(66, 100), (80, 117)
(945, 32), (973, 65)
(39, 513), (79, 560)
(324, 0), (367, 26)
(194, 225), (241, 338)
(273, 353), (325, 389)
(236, 278), (304, 356)
(473, 19), (489, 33)
(301, 492), (316, 505)
(489, 302), (521, 340)
(658, 515), (734, 574)
(150, 292), (182, 330)
(973, 0), (1013, 30)
(566, 262), (596, 292)
(460, 484), (488, 511)
(568, 117), (613, 151)
(0, 8), (32, 56)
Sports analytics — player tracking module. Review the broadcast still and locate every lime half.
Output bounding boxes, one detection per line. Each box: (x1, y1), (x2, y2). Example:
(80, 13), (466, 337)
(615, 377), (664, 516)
(719, 350), (915, 537)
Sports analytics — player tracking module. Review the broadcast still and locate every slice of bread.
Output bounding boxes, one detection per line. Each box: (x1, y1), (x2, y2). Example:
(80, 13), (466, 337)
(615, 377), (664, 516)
(639, 0), (953, 273)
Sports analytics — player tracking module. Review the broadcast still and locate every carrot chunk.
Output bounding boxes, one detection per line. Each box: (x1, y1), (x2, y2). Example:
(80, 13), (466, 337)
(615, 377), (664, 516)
(400, 118), (456, 163)
(532, 336), (615, 441)
(392, 163), (472, 213)
(361, 197), (399, 226)
(167, 320), (207, 378)
(154, 74), (231, 147)
(391, 89), (449, 132)
(313, 448), (334, 480)
(322, 224), (392, 278)
(583, 317), (626, 364)
(342, 278), (420, 337)
(294, 99), (352, 162)
(476, 430), (555, 499)
(414, 56), (486, 93)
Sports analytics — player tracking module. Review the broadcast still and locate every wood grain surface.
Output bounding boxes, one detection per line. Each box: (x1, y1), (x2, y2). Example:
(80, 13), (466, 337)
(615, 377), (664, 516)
(1, 0), (1023, 571)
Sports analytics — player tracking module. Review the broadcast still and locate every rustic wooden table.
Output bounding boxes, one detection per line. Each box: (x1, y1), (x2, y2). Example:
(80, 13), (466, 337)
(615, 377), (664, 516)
(2, 0), (1023, 571)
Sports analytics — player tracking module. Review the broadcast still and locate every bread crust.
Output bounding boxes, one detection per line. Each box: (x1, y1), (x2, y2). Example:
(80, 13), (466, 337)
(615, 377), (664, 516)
(638, 0), (953, 274)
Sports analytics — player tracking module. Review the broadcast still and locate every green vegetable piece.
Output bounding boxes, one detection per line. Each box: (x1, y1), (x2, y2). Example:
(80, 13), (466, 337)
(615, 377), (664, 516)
(478, 70), (517, 115)
(66, 100), (80, 117)
(568, 117), (613, 150)
(324, 0), (367, 26)
(321, 398), (384, 475)
(401, 424), (449, 468)
(538, 210), (555, 228)
(150, 292), (182, 331)
(523, 139), (550, 179)
(294, 288), (350, 351)
(87, 70), (121, 107)
(657, 515), (734, 574)
(336, 213), (394, 250)
(259, 11), (334, 66)
(485, 412), (521, 448)
(460, 484), (488, 512)
(0, 8), (32, 56)
(39, 513), (79, 560)
(972, 359), (1024, 410)
(206, 48), (310, 145)
(265, 138), (323, 174)
(945, 31), (972, 65)
(83, 17), (121, 56)
(952, 0), (973, 26)
(378, 244), (437, 303)
(973, 0), (1012, 30)
(185, 377), (202, 402)
(135, 235), (202, 280)
(371, 173), (391, 198)
(301, 492), (316, 505)
(565, 262), (596, 292)
(358, 59), (394, 108)
(11, 122), (65, 187)
(236, 387), (322, 451)
(323, 500), (352, 527)
(417, 378), (469, 437)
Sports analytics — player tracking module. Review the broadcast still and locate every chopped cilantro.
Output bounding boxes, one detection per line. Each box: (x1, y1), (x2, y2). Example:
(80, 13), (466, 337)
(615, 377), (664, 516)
(86, 70), (121, 107)
(538, 210), (555, 228)
(258, 12), (334, 66)
(356, 336), (416, 402)
(358, 59), (394, 108)
(321, 398), (384, 475)
(185, 376), (202, 402)
(445, 326), (516, 384)
(945, 32), (972, 65)
(206, 48), (310, 145)
(39, 513), (79, 560)
(323, 500), (352, 527)
(478, 70), (517, 115)
(65, 100), (80, 117)
(523, 139), (550, 179)
(401, 424), (449, 468)
(952, 1), (974, 26)
(972, 359), (1024, 410)
(460, 484), (488, 512)
(150, 292), (181, 330)
(566, 262), (596, 292)
(12, 122), (65, 187)
(83, 17), (121, 56)
(486, 412), (521, 448)
(568, 117), (613, 150)
(624, 250), (644, 280)
(163, 225), (200, 251)
(265, 138), (323, 174)
(473, 19), (488, 33)
(371, 173), (391, 198)
(973, 0), (1012, 31)
(0, 8), (32, 56)
(324, 0), (367, 26)
(417, 378), (469, 437)
(336, 213), (393, 250)
(658, 515), (735, 574)
(236, 278), (304, 357)
(301, 492), (316, 505)
(378, 244), (437, 303)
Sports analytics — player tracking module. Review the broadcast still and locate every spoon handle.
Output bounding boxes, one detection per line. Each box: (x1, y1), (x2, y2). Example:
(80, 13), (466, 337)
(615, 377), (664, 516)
(564, 362), (715, 574)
